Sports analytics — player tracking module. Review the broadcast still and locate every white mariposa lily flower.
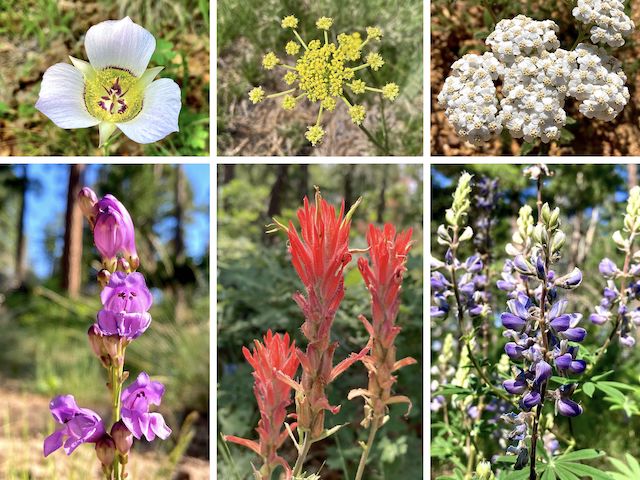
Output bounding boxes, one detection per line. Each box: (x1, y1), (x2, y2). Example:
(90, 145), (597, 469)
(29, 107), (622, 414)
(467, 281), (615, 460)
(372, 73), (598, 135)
(36, 17), (181, 147)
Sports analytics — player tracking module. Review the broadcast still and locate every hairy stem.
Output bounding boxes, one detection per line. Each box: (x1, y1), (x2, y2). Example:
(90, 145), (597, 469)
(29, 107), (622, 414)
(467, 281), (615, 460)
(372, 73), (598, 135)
(354, 418), (380, 480)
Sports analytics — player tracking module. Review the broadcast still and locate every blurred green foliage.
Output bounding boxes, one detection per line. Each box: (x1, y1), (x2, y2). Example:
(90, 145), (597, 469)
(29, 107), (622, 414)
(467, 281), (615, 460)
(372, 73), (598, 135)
(217, 0), (423, 155)
(0, 0), (209, 156)
(217, 164), (423, 479)
(431, 165), (640, 478)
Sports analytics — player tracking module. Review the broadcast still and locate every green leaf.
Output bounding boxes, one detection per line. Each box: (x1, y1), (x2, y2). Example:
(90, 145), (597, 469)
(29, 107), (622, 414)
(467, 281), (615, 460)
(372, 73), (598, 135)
(583, 382), (596, 398)
(519, 141), (535, 156)
(591, 370), (614, 382)
(559, 462), (613, 480)
(541, 468), (556, 480)
(558, 449), (605, 462)
(565, 116), (577, 125)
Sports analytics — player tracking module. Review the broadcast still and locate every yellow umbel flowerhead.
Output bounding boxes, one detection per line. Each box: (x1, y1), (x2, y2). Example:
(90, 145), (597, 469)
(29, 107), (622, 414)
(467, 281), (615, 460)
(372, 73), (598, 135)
(247, 15), (400, 146)
(316, 17), (333, 30)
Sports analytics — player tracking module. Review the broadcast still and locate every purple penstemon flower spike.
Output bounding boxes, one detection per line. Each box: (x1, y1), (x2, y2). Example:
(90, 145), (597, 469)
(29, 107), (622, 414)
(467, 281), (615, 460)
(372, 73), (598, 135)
(591, 185), (640, 358)
(498, 165), (585, 477)
(44, 187), (170, 480)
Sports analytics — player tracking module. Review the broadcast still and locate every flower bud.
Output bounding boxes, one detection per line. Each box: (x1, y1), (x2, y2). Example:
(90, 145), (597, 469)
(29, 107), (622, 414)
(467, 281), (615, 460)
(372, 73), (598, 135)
(445, 208), (456, 227)
(97, 269), (111, 288)
(88, 324), (110, 368)
(555, 267), (582, 290)
(612, 230), (626, 250)
(476, 460), (494, 479)
(551, 231), (566, 253)
(541, 203), (551, 224)
(102, 335), (121, 360)
(117, 257), (130, 273)
(459, 226), (473, 242)
(111, 420), (134, 454)
(78, 187), (98, 226)
(437, 224), (451, 245)
(95, 435), (116, 466)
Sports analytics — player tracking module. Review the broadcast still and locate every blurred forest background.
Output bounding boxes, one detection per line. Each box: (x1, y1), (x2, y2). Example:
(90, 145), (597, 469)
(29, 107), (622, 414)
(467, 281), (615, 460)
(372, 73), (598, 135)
(0, 164), (210, 479)
(0, 0), (209, 156)
(431, 164), (640, 477)
(431, 0), (640, 155)
(217, 164), (423, 479)
(217, 0), (423, 156)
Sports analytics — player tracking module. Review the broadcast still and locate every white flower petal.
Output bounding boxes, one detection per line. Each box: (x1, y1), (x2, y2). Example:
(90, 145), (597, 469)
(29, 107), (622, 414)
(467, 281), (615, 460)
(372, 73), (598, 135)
(116, 78), (180, 144)
(35, 63), (99, 129)
(85, 17), (155, 77)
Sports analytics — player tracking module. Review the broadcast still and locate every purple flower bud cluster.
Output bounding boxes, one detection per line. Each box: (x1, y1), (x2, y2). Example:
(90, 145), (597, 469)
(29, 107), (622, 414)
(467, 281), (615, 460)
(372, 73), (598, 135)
(472, 176), (499, 254)
(431, 253), (488, 319)
(44, 188), (170, 469)
(591, 257), (640, 347)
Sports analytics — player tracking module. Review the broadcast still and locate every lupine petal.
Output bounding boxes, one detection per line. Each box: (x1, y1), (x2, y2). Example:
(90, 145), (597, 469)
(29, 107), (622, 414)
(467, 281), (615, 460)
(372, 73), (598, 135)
(36, 63), (99, 128)
(117, 79), (181, 143)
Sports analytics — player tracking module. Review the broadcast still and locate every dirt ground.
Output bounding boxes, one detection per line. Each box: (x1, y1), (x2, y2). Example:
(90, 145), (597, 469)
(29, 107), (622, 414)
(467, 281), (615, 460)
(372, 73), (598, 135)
(430, 1), (640, 156)
(0, 385), (209, 480)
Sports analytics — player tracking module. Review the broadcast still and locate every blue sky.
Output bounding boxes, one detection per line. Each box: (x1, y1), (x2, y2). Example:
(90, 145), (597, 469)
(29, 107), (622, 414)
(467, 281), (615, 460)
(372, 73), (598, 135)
(14, 164), (210, 278)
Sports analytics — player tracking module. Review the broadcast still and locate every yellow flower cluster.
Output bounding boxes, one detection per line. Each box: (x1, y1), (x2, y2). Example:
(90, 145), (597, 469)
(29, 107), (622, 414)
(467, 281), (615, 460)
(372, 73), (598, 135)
(247, 14), (400, 146)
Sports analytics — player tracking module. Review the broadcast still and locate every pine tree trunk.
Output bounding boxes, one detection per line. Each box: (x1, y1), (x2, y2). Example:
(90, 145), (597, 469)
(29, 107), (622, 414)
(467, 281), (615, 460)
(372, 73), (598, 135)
(629, 164), (637, 188)
(15, 166), (27, 285)
(61, 164), (85, 297)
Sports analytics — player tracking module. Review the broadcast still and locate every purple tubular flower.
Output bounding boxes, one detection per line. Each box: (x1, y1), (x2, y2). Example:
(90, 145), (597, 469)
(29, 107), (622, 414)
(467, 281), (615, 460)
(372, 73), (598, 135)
(93, 194), (137, 261)
(464, 255), (483, 273)
(521, 391), (542, 410)
(556, 397), (583, 417)
(556, 267), (583, 290)
(501, 312), (527, 330)
(97, 272), (153, 339)
(549, 314), (571, 332)
(44, 395), (105, 457)
(599, 258), (618, 278)
(534, 361), (552, 387)
(620, 335), (636, 347)
(505, 342), (525, 360)
(561, 328), (587, 342)
(504, 377), (527, 395)
(121, 372), (171, 441)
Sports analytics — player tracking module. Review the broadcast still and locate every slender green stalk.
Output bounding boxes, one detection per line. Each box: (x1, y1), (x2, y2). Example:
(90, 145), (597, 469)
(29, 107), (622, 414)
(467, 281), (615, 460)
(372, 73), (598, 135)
(354, 419), (380, 480)
(292, 432), (313, 477)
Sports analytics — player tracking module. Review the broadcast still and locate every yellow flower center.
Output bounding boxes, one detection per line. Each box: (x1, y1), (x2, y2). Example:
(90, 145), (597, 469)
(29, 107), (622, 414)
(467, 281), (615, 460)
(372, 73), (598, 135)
(84, 68), (143, 122)
(296, 42), (354, 102)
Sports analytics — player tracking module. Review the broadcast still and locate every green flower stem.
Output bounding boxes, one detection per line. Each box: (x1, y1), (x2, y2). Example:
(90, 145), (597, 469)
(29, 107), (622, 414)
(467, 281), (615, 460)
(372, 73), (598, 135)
(342, 91), (391, 155)
(292, 432), (313, 477)
(293, 30), (308, 50)
(570, 26), (589, 51)
(316, 105), (324, 125)
(279, 64), (297, 70)
(351, 64), (370, 73)
(324, 31), (329, 45)
(266, 89), (296, 99)
(111, 344), (127, 480)
(365, 86), (384, 93)
(101, 131), (121, 156)
(354, 418), (380, 480)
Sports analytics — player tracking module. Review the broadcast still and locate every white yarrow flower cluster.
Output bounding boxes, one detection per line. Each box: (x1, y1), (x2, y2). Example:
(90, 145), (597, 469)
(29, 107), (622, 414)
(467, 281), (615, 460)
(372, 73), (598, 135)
(501, 51), (574, 143)
(438, 9), (633, 147)
(437, 53), (503, 146)
(568, 43), (630, 121)
(572, 0), (634, 48)
(486, 15), (560, 64)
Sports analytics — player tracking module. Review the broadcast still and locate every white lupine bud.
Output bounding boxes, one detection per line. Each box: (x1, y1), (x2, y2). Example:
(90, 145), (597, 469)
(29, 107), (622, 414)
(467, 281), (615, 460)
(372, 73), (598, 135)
(459, 226), (474, 242)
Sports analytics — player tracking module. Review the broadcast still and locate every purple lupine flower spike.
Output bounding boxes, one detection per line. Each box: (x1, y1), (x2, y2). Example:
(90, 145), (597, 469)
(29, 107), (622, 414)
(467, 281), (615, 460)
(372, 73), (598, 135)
(121, 372), (172, 441)
(96, 271), (152, 340)
(44, 395), (105, 457)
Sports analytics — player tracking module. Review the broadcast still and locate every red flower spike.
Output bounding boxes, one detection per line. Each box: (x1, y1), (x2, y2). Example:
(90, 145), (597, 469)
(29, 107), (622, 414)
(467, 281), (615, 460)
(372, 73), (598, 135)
(354, 223), (416, 425)
(280, 191), (362, 439)
(224, 330), (299, 480)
